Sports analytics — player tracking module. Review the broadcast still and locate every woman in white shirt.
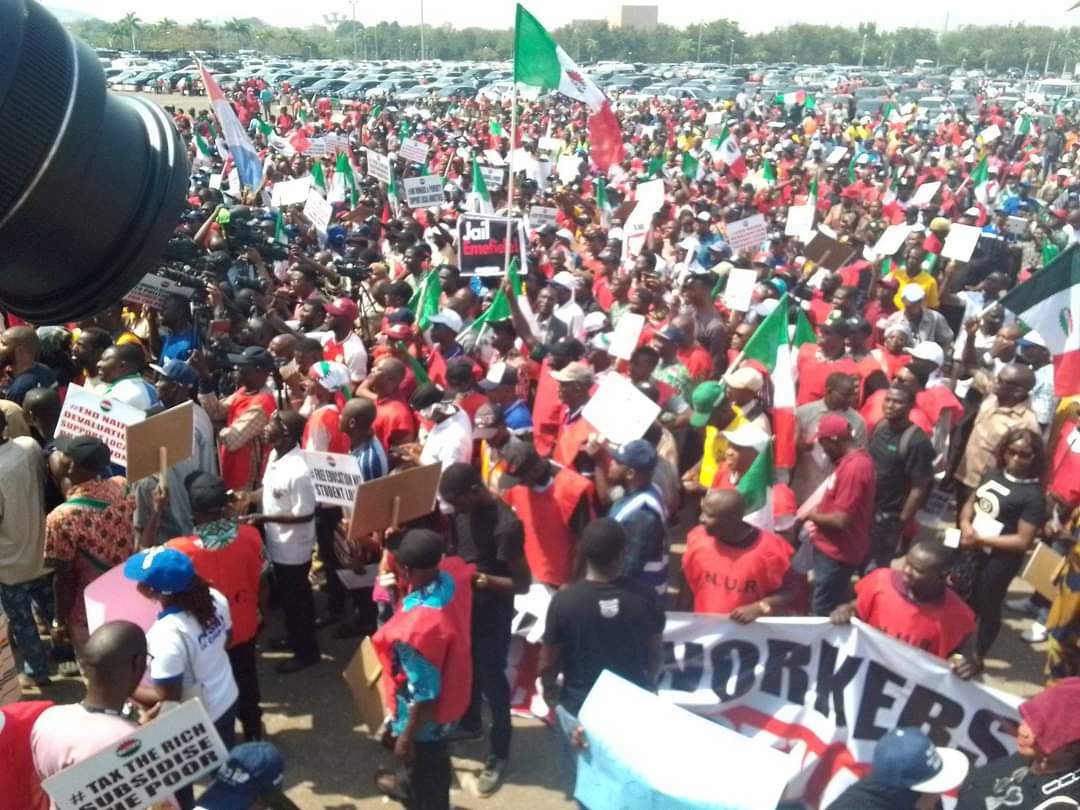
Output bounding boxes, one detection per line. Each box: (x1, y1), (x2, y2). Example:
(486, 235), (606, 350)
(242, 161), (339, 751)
(125, 547), (239, 809)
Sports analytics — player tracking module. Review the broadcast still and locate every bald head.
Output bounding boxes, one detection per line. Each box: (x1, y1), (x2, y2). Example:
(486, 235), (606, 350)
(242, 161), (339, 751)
(996, 363), (1035, 405)
(699, 489), (747, 541)
(81, 620), (147, 697)
(0, 326), (39, 368)
(377, 356), (406, 384)
(341, 397), (377, 437)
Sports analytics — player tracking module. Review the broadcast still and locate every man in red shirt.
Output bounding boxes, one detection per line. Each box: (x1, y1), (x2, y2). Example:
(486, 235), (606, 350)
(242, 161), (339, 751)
(358, 357), (417, 456)
(801, 413), (876, 616)
(679, 490), (796, 620)
(168, 472), (267, 740)
(796, 319), (858, 406)
(831, 540), (978, 676)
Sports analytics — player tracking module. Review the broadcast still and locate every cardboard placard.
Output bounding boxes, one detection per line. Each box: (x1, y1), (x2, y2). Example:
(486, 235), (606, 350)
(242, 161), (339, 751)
(347, 463), (442, 539)
(303, 187), (333, 235)
(270, 175), (312, 207)
(722, 267), (758, 313)
(870, 224), (910, 258)
(483, 149), (506, 166)
(941, 223), (983, 262)
(456, 214), (528, 277)
(42, 700), (229, 810)
(704, 111), (726, 126)
(399, 137), (430, 164)
(608, 312), (645, 361)
(480, 165), (506, 191)
(342, 637), (388, 734)
(581, 374), (661, 446)
(725, 213), (768, 254)
(55, 384), (146, 468)
(300, 449), (363, 508)
(634, 179), (666, 214)
(125, 401), (194, 483)
(825, 146), (848, 165)
(365, 148), (391, 184)
(980, 124), (1002, 143)
(910, 181), (942, 208)
(123, 274), (196, 311)
(208, 173), (222, 191)
(557, 154), (583, 183)
(1021, 542), (1065, 601)
(803, 231), (857, 271)
(785, 204), (815, 239)
(528, 205), (559, 229)
(403, 175), (446, 209)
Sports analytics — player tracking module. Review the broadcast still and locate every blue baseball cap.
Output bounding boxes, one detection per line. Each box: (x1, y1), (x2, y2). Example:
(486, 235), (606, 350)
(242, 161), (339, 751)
(197, 742), (289, 810)
(871, 728), (969, 793)
(123, 548), (195, 595)
(612, 439), (658, 473)
(149, 360), (200, 387)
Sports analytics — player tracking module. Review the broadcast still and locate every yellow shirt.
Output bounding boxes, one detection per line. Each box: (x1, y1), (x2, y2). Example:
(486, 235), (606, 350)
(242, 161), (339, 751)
(891, 267), (940, 310)
(699, 407), (747, 487)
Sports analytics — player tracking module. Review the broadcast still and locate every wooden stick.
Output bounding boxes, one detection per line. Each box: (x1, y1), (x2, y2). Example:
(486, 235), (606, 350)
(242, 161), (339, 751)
(389, 496), (401, 533)
(158, 447), (168, 496)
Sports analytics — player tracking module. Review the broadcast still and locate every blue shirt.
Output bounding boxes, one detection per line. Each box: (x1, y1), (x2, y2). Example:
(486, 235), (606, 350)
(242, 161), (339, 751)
(389, 571), (457, 741)
(161, 329), (196, 363)
(5, 363), (56, 405)
(504, 399), (533, 433)
(350, 436), (388, 482)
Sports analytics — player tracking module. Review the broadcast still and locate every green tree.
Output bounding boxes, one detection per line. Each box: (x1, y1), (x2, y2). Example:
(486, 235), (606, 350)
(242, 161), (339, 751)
(118, 12), (140, 51)
(224, 18), (251, 50)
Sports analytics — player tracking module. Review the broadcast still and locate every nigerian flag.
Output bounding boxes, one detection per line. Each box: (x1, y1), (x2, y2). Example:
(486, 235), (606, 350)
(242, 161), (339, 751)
(274, 209), (287, 245)
(311, 160), (327, 195)
(1017, 115), (1033, 136)
(409, 270), (443, 331)
(597, 177), (613, 227)
(762, 159), (777, 184)
(490, 119), (504, 137)
(737, 439), (775, 529)
(682, 151), (704, 181)
(471, 159), (493, 214)
(464, 257), (524, 334)
(644, 154), (664, 179)
(971, 154), (990, 204)
(333, 151), (357, 208)
(387, 163), (400, 214)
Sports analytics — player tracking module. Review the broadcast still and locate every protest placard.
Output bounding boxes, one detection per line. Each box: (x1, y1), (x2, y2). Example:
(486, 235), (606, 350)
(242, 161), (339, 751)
(365, 148), (391, 184)
(55, 384), (146, 468)
(403, 175), (446, 209)
(870, 223), (910, 258)
(270, 175), (312, 207)
(0, 614), (17, 707)
(784, 204), (815, 240)
(300, 450), (363, 508)
(557, 154), (583, 183)
(608, 312), (645, 360)
(207, 173), (222, 191)
(303, 187), (332, 236)
(1006, 215), (1030, 237)
(1022, 541), (1065, 601)
(42, 700), (229, 810)
(941, 223), (984, 262)
(399, 137), (430, 164)
(125, 401), (194, 483)
(575, 672), (798, 810)
(704, 111), (725, 126)
(480, 164), (506, 190)
(634, 178), (666, 213)
(980, 123), (1002, 143)
(722, 267), (758, 313)
(347, 463), (442, 539)
(84, 563), (159, 635)
(910, 180), (942, 208)
(123, 274), (196, 311)
(825, 146), (848, 164)
(483, 149), (506, 166)
(457, 214), (528, 276)
(538, 136), (564, 153)
(725, 213), (768, 254)
(803, 231), (857, 271)
(527, 205), (558, 229)
(342, 637), (388, 734)
(581, 374), (661, 445)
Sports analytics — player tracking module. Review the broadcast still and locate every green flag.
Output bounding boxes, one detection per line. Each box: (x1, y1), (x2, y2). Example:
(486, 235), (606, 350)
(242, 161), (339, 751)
(762, 159), (777, 184)
(645, 154), (664, 179)
(333, 151), (357, 208)
(387, 164), (400, 214)
(847, 152), (858, 184)
(274, 209), (287, 245)
(251, 118), (273, 137)
(194, 132), (214, 156)
(471, 159), (493, 214)
(395, 342), (430, 385)
(298, 108), (308, 124)
(682, 152), (703, 180)
(794, 309), (817, 347)
(597, 177), (612, 227)
(803, 94), (816, 112)
(736, 439), (774, 526)
(311, 160), (327, 194)
(1017, 115), (1033, 136)
(465, 258), (524, 333)
(809, 176), (818, 203)
(408, 271), (443, 331)
(490, 119), (504, 136)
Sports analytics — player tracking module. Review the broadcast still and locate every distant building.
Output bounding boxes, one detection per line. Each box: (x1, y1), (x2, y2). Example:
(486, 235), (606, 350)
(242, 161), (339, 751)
(608, 4), (658, 30)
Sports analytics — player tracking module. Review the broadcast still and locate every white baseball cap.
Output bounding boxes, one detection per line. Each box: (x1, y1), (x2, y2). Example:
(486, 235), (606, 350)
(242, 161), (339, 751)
(427, 309), (464, 333)
(906, 340), (945, 368)
(901, 285), (926, 304)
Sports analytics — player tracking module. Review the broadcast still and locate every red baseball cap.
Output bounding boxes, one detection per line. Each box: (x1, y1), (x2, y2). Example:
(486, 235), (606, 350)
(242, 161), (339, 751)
(324, 296), (359, 321)
(814, 413), (852, 442)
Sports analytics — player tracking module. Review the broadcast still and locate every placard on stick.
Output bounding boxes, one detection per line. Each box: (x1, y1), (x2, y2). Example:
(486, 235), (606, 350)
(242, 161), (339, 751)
(941, 223), (983, 262)
(347, 463), (442, 540)
(725, 213), (768, 254)
(123, 274), (196, 310)
(342, 637), (388, 734)
(722, 267), (758, 313)
(803, 231), (857, 271)
(125, 401), (194, 483)
(870, 224), (910, 259)
(581, 374), (661, 446)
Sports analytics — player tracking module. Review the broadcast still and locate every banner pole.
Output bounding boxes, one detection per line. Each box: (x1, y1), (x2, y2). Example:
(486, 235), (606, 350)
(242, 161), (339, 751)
(503, 82), (518, 276)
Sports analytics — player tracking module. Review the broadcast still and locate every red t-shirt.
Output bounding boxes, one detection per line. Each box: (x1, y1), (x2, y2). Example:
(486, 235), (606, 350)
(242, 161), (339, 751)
(855, 568), (975, 659)
(682, 526), (793, 614)
(374, 395), (417, 448)
(810, 449), (876, 566)
(677, 344), (713, 382)
(302, 404), (349, 453)
(168, 525), (265, 646)
(796, 347), (859, 406)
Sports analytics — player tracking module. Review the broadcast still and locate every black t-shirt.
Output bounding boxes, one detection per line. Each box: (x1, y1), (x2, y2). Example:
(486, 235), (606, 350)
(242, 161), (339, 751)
(957, 753), (1080, 810)
(868, 420), (934, 515)
(543, 577), (665, 716)
(973, 470), (1045, 538)
(5, 363), (56, 406)
(825, 777), (920, 810)
(449, 498), (524, 635)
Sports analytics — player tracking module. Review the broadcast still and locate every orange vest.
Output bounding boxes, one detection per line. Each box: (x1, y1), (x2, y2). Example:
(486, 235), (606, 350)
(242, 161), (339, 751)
(504, 467), (594, 586)
(552, 415), (597, 471)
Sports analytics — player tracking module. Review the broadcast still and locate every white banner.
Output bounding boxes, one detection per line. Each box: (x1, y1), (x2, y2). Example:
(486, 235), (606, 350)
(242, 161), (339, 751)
(527, 205), (558, 229)
(270, 175), (312, 207)
(403, 175), (446, 209)
(365, 148), (391, 185)
(399, 137), (430, 164)
(480, 165), (506, 191)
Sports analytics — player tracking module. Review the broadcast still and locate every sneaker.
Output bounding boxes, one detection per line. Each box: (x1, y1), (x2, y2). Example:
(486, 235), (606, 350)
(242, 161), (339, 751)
(1022, 621), (1049, 643)
(476, 757), (507, 797)
(1006, 597), (1038, 616)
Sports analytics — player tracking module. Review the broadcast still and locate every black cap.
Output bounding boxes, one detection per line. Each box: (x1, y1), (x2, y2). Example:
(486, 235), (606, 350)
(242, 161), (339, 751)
(394, 529), (444, 569)
(226, 346), (275, 371)
(185, 472), (229, 512)
(410, 382), (447, 411)
(53, 435), (111, 471)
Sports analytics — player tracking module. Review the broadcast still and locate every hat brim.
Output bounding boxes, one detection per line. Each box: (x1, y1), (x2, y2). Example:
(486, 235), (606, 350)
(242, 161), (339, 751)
(908, 747), (970, 793)
(689, 410), (711, 429)
(225, 353), (274, 370)
(426, 317), (461, 333)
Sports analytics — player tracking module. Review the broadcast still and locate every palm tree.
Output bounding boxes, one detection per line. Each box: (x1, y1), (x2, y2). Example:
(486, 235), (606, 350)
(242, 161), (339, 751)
(223, 18), (251, 50)
(119, 12), (141, 51)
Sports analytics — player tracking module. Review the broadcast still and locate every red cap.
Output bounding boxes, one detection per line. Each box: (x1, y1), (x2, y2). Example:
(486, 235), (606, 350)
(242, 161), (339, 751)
(324, 296), (359, 320)
(1019, 678), (1080, 755)
(841, 186), (862, 200)
(814, 413), (852, 442)
(383, 323), (413, 341)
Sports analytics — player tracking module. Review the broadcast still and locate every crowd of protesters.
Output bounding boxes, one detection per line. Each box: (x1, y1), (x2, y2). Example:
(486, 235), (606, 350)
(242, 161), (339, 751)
(2, 70), (1080, 809)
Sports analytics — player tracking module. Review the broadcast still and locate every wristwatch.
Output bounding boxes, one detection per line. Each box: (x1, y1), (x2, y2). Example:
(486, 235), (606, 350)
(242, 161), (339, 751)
(474, 573), (489, 590)
(757, 600), (772, 616)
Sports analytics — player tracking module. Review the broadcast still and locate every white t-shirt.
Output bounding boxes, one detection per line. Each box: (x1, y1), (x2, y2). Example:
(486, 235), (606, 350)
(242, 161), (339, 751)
(147, 588), (238, 721)
(261, 447), (317, 565)
(106, 376), (157, 410)
(419, 407), (473, 468)
(308, 330), (369, 383)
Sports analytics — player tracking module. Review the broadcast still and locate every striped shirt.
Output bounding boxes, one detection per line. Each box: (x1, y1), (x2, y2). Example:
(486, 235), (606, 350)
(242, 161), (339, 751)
(350, 436), (389, 483)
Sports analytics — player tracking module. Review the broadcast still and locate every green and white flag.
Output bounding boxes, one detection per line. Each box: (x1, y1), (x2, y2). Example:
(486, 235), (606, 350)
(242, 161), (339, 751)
(332, 151), (357, 208)
(387, 164), (400, 216)
(464, 257), (524, 334)
(1017, 115), (1033, 137)
(971, 154), (990, 205)
(682, 151), (705, 181)
(311, 160), (328, 195)
(471, 158), (493, 214)
(736, 439), (775, 529)
(596, 177), (613, 227)
(408, 270), (443, 331)
(274, 209), (287, 245)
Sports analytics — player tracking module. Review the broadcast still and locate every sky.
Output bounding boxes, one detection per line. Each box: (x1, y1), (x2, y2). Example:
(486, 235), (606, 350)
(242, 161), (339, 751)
(44, 0), (1080, 34)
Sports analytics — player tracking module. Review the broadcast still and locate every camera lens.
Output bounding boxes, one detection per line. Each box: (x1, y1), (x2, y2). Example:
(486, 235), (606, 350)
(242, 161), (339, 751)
(0, 0), (188, 323)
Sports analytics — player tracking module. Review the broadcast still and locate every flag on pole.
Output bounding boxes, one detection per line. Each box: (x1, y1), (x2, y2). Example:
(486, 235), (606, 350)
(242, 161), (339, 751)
(971, 154), (991, 206)
(395, 342), (430, 385)
(714, 126), (747, 180)
(643, 154), (664, 179)
(197, 61), (263, 190)
(809, 176), (819, 205)
(740, 294), (798, 470)
(333, 151), (357, 208)
(998, 245), (1080, 396)
(471, 158), (493, 214)
(737, 439), (775, 530)
(408, 271), (443, 331)
(387, 164), (400, 216)
(311, 161), (327, 195)
(464, 257), (524, 334)
(1017, 115), (1033, 137)
(513, 4), (624, 171)
(274, 209), (287, 245)
(597, 177), (612, 227)
(774, 90), (806, 107)
(762, 159), (777, 185)
(682, 151), (704, 181)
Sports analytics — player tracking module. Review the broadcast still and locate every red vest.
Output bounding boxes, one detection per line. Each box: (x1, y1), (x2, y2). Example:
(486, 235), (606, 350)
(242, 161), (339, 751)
(504, 467), (594, 586)
(531, 361), (563, 457)
(0, 700), (53, 810)
(372, 556), (474, 725)
(552, 415), (597, 471)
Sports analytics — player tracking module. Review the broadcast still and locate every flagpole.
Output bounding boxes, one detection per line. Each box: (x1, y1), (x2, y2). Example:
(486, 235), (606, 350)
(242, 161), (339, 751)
(503, 80), (518, 276)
